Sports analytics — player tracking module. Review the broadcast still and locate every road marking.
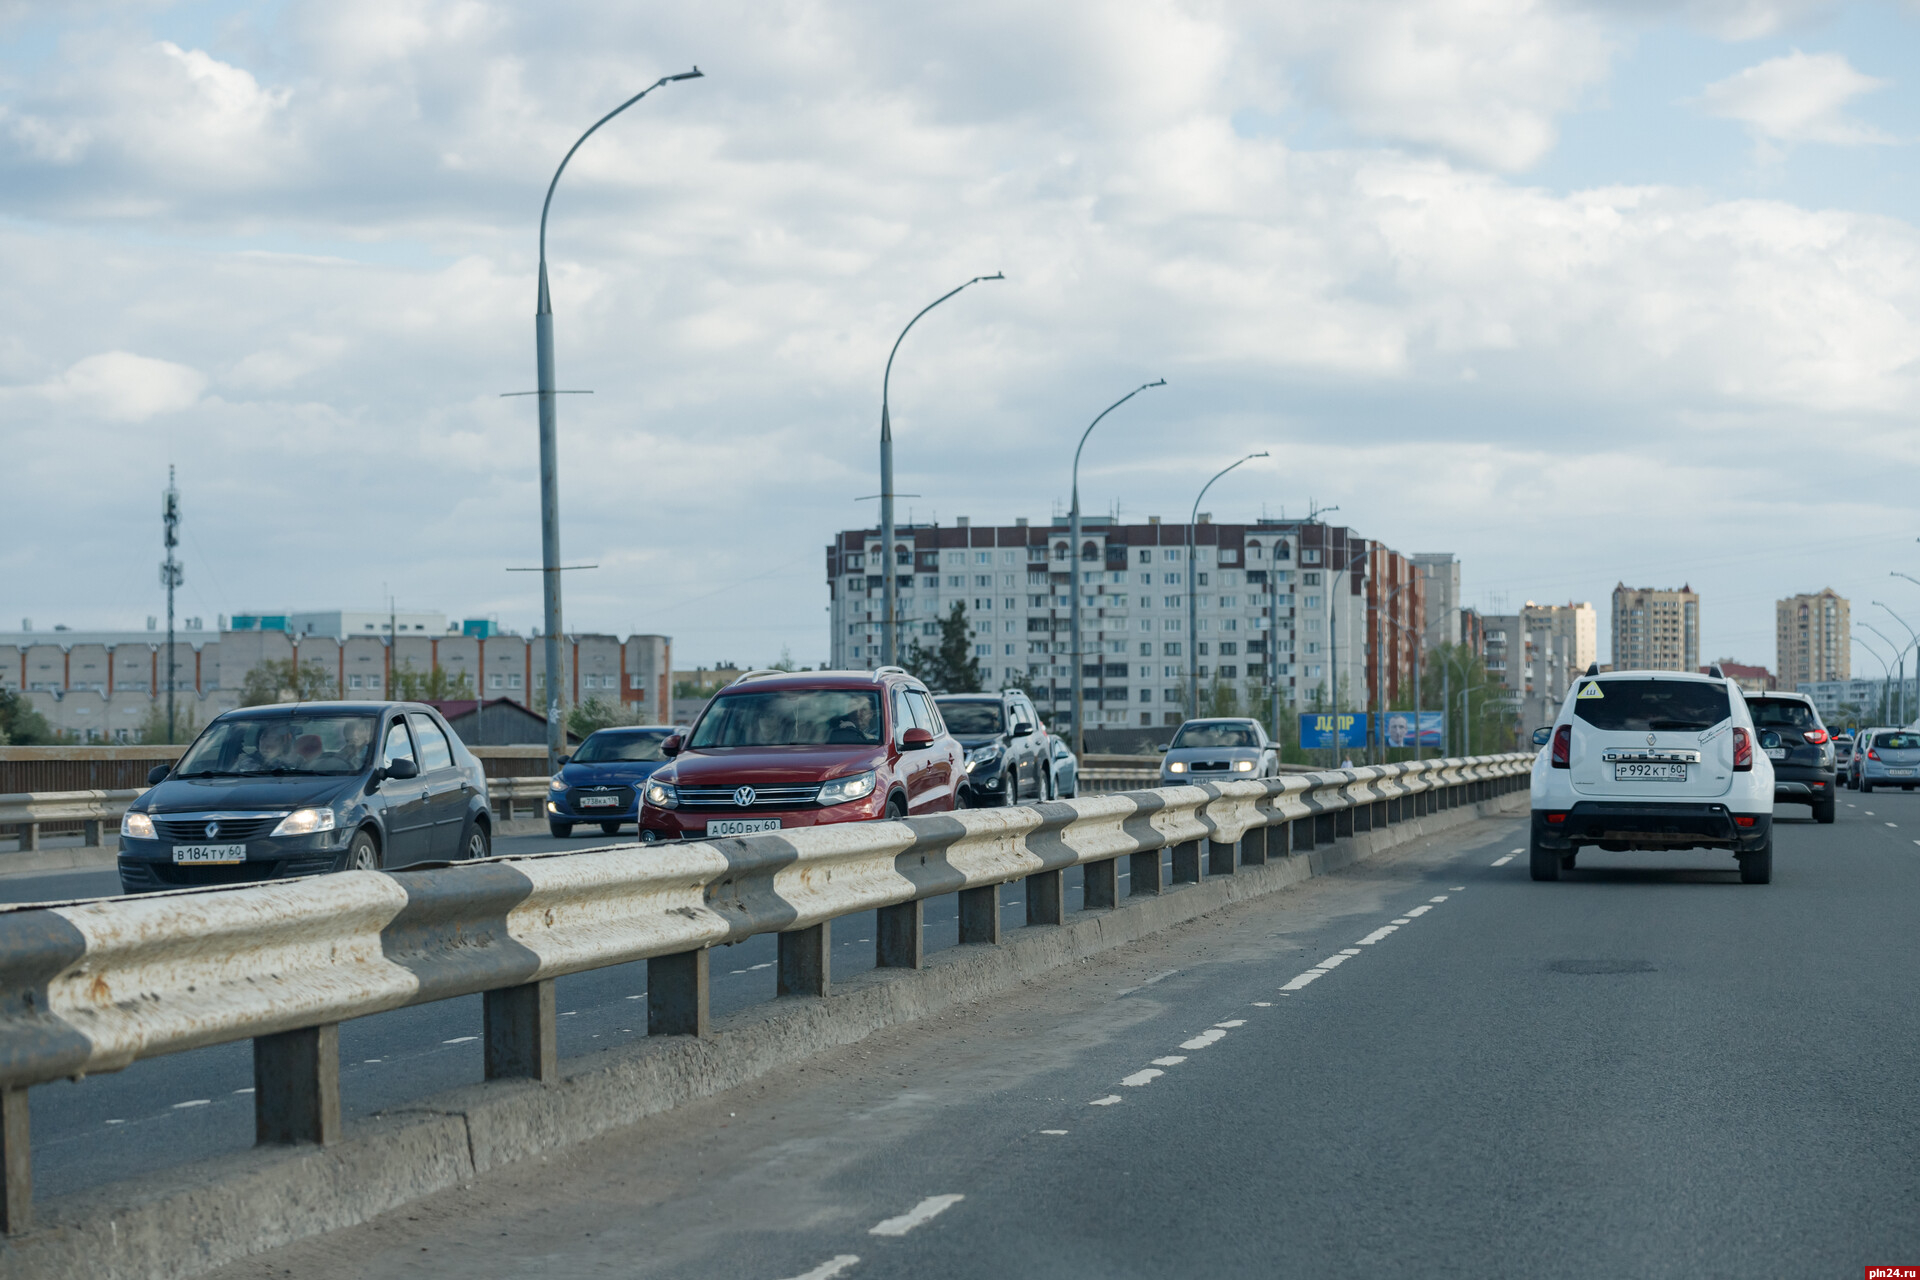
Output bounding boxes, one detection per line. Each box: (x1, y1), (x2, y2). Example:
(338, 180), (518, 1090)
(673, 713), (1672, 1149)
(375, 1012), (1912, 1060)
(1866, 811), (1875, 816)
(750, 962), (773, 970)
(1448, 886), (1464, 890)
(1040, 1130), (1068, 1135)
(1313, 954), (1351, 970)
(1252, 1001), (1273, 1007)
(782, 1254), (860, 1280)
(233, 1087), (254, 1095)
(1888, 823), (1898, 828)
(870, 1195), (964, 1237)
(1509, 847), (1524, 854)
(1180, 1029), (1228, 1050)
(442, 1036), (478, 1045)
(1491, 855), (1513, 866)
(1214, 1019), (1246, 1028)
(1090, 1095), (1122, 1106)
(1120, 1069), (1164, 1086)
(1341, 948), (1362, 955)
(1405, 905), (1433, 917)
(1357, 926), (1397, 945)
(104, 1119), (125, 1125)
(626, 994), (645, 1000)
(1118, 969), (1180, 996)
(1391, 918), (1412, 925)
(1152, 1056), (1187, 1066)
(172, 1099), (209, 1109)
(1005, 899), (1021, 906)
(1282, 971), (1323, 990)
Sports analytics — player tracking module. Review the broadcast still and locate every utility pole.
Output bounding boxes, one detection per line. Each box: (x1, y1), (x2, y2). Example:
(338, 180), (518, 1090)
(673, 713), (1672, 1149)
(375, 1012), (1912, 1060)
(160, 468), (183, 742)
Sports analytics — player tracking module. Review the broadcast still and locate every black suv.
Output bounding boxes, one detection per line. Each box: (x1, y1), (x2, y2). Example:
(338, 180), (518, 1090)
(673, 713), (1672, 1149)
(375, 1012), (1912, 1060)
(118, 701), (493, 892)
(934, 690), (1053, 806)
(1746, 691), (1836, 823)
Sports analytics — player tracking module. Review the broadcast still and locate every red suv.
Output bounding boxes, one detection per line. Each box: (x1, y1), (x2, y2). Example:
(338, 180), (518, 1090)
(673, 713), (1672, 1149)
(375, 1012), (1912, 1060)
(637, 667), (966, 841)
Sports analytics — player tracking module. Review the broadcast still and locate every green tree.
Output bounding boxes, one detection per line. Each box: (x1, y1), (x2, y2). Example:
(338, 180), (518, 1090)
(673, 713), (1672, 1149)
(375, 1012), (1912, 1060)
(0, 689), (56, 745)
(136, 700), (200, 744)
(905, 602), (982, 693)
(1423, 644), (1514, 757)
(389, 662), (475, 702)
(566, 695), (636, 739)
(239, 659), (339, 707)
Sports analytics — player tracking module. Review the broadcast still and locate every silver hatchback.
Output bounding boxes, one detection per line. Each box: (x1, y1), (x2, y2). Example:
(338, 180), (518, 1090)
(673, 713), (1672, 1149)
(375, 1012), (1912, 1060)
(1858, 728), (1920, 792)
(1158, 718), (1278, 785)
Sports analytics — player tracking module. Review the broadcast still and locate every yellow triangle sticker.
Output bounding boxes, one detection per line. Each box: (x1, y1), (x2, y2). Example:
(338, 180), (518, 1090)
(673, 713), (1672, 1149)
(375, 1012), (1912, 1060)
(1577, 682), (1605, 699)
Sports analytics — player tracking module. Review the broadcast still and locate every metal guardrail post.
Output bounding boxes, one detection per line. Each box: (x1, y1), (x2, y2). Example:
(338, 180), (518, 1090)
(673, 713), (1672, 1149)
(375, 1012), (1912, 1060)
(1336, 804), (1355, 838)
(1129, 849), (1161, 896)
(1084, 858), (1118, 909)
(777, 924), (830, 997)
(957, 885), (1001, 945)
(17, 823), (35, 852)
(484, 980), (558, 1082)
(1170, 840), (1201, 884)
(2, 1085), (28, 1235)
(648, 950), (711, 1036)
(877, 901), (924, 968)
(1240, 824), (1268, 866)
(1207, 838), (1236, 875)
(254, 1025), (341, 1146)
(1025, 870), (1064, 926)
(83, 820), (101, 846)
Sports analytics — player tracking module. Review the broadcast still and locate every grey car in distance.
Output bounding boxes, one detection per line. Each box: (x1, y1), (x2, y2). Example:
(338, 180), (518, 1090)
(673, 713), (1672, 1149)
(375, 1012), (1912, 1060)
(1158, 717), (1278, 786)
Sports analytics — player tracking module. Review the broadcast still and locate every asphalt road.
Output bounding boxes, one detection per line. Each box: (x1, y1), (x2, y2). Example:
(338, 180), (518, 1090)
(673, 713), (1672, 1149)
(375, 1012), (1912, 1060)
(194, 791), (1920, 1280)
(10, 827), (1165, 1202)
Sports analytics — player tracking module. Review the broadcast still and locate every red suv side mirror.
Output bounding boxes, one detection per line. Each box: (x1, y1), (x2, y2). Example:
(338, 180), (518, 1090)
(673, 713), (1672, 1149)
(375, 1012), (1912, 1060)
(662, 734), (683, 757)
(900, 727), (934, 750)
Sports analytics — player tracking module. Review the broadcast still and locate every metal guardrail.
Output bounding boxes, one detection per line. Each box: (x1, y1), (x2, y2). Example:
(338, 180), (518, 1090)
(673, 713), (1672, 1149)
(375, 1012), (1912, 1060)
(0, 753), (1532, 1232)
(0, 790), (143, 851)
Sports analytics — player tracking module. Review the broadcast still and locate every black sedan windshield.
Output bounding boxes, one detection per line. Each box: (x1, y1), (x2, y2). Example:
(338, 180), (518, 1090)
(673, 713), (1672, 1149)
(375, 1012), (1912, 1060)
(573, 730), (672, 763)
(176, 713), (378, 776)
(938, 702), (1005, 736)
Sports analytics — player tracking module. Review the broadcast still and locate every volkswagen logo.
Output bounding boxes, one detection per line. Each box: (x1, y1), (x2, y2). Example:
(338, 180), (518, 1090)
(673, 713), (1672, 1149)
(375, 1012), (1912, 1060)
(205, 821), (221, 839)
(733, 786), (756, 808)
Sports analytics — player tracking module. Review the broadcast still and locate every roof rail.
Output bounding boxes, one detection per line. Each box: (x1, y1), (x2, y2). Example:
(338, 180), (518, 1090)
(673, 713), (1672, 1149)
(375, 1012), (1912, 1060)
(872, 665), (908, 679)
(1585, 662), (1600, 677)
(1708, 663), (1726, 679)
(727, 669), (785, 685)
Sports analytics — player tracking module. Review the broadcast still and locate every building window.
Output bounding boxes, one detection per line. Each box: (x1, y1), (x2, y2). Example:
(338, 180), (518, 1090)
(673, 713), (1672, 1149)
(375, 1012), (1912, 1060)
(507, 674), (521, 689)
(348, 674), (363, 689)
(1164, 642), (1182, 656)
(975, 644), (992, 656)
(1140, 643), (1152, 656)
(366, 674), (381, 689)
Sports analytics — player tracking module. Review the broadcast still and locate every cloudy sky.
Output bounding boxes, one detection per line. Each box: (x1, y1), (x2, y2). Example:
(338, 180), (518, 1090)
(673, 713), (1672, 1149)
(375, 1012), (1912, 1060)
(4, 0), (1919, 673)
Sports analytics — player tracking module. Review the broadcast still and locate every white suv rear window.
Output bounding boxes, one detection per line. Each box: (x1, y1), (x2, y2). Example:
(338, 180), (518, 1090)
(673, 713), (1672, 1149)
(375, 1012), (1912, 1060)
(1572, 680), (1730, 732)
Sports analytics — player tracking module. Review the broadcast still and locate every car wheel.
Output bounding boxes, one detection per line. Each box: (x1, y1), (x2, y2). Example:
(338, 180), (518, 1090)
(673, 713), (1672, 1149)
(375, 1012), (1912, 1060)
(600, 821), (623, 835)
(549, 821), (574, 838)
(1861, 779), (1874, 794)
(887, 794), (908, 821)
(1528, 827), (1559, 882)
(1814, 797), (1836, 824)
(344, 830), (381, 872)
(1559, 851), (1577, 871)
(465, 823), (491, 861)
(1739, 833), (1773, 884)
(1042, 768), (1056, 802)
(1063, 776), (1077, 799)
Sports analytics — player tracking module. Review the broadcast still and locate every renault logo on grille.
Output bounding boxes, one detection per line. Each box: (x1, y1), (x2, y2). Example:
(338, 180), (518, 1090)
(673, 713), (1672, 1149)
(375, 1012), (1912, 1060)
(205, 821), (220, 839)
(733, 786), (756, 808)
(1646, 734), (1656, 746)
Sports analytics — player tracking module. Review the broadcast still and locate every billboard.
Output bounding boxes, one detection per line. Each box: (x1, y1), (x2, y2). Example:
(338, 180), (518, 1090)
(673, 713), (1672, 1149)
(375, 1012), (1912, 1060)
(1382, 710), (1446, 749)
(1299, 712), (1368, 750)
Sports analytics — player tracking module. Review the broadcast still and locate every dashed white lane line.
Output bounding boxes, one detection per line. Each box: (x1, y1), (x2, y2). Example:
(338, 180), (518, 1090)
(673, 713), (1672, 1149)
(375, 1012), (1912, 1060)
(1120, 1069), (1164, 1087)
(1089, 1095), (1122, 1106)
(172, 1099), (209, 1109)
(1357, 926), (1398, 945)
(869, 1195), (964, 1237)
(1179, 1029), (1227, 1050)
(1214, 1019), (1246, 1028)
(1252, 1001), (1273, 1007)
(1313, 953), (1353, 970)
(1391, 918), (1412, 925)
(1431, 895), (1450, 903)
(782, 1254), (860, 1280)
(1491, 855), (1514, 866)
(442, 1036), (477, 1045)
(1509, 847), (1525, 854)
(233, 1087), (254, 1095)
(104, 1119), (125, 1125)
(1118, 969), (1180, 996)
(1040, 1129), (1069, 1136)
(1152, 1056), (1187, 1066)
(1887, 823), (1898, 828)
(1281, 972), (1322, 991)
(1448, 886), (1465, 890)
(1405, 905), (1433, 917)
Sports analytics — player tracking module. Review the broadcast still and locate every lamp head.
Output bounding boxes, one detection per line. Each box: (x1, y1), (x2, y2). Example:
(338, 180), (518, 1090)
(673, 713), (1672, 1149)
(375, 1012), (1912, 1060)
(666, 67), (704, 81)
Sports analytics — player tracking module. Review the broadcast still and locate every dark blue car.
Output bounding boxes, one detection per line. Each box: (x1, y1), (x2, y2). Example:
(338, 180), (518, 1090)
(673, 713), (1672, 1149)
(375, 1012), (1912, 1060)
(547, 725), (676, 837)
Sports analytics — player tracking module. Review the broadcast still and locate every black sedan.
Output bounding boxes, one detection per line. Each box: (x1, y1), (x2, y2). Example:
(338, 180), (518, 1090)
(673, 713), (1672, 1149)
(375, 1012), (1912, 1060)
(117, 701), (492, 893)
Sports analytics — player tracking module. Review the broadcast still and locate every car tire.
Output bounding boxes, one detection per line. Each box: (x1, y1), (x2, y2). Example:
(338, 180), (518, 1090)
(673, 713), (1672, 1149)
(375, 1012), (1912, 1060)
(887, 794), (908, 821)
(600, 821), (623, 835)
(1559, 851), (1577, 871)
(549, 821), (574, 838)
(344, 830), (382, 872)
(465, 822), (491, 861)
(1042, 768), (1056, 802)
(1814, 797), (1836, 824)
(1528, 828), (1559, 882)
(1861, 779), (1874, 794)
(1739, 833), (1773, 885)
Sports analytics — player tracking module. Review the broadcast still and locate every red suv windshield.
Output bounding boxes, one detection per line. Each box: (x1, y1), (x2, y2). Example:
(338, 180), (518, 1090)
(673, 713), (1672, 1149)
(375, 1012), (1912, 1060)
(689, 689), (884, 747)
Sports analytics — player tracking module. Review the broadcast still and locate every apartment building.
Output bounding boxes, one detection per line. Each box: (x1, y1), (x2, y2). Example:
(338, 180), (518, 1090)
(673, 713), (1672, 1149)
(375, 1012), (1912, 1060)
(1776, 589), (1849, 689)
(1410, 553), (1462, 648)
(824, 516), (1420, 730)
(0, 620), (671, 741)
(1611, 584), (1700, 673)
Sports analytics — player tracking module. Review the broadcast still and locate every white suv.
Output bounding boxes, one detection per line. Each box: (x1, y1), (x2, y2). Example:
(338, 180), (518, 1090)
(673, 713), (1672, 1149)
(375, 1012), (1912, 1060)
(1529, 667), (1776, 884)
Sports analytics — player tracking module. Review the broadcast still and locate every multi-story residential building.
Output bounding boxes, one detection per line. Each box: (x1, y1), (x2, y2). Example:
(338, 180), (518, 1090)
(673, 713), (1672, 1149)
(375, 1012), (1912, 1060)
(1776, 589), (1849, 690)
(1798, 677), (1915, 724)
(0, 620), (671, 741)
(1410, 553), (1461, 648)
(1707, 660), (1775, 694)
(1611, 584), (1700, 673)
(823, 516), (1418, 730)
(1524, 601), (1598, 678)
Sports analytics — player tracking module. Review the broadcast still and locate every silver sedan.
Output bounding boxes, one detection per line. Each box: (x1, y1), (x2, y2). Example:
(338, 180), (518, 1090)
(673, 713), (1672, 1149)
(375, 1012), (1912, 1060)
(1158, 717), (1279, 785)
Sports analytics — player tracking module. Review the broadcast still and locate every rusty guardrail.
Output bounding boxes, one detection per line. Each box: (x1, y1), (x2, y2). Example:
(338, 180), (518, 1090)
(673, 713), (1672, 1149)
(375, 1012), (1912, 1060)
(0, 753), (1533, 1233)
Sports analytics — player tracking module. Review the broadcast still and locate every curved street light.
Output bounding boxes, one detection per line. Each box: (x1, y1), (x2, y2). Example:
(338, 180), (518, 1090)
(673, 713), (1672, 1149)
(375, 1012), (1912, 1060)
(1854, 633), (1895, 724)
(1874, 602), (1920, 723)
(1187, 452), (1269, 718)
(878, 273), (1004, 666)
(1860, 622), (1911, 725)
(531, 67), (702, 769)
(1069, 379), (1166, 754)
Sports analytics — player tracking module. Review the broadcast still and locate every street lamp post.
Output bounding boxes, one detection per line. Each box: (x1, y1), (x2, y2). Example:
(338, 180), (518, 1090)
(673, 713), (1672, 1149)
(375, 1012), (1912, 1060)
(1187, 452), (1269, 718)
(1855, 634), (1895, 723)
(1860, 623), (1910, 724)
(532, 68), (702, 771)
(1069, 379), (1166, 756)
(1874, 602), (1920, 725)
(879, 274), (1004, 668)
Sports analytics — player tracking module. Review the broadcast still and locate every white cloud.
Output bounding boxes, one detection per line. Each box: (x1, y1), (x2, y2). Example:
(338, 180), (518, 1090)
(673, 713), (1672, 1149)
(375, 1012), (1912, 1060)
(1698, 49), (1893, 151)
(39, 351), (207, 422)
